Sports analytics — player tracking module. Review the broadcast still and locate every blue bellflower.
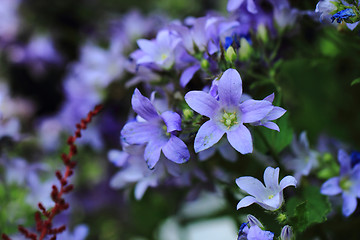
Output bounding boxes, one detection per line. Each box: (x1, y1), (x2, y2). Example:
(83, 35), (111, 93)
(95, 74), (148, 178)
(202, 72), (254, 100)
(185, 68), (275, 154)
(331, 8), (356, 23)
(321, 149), (360, 216)
(121, 89), (190, 169)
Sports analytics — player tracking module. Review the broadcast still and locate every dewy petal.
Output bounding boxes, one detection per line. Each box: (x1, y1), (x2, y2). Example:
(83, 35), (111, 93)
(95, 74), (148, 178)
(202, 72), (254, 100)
(180, 64), (201, 87)
(144, 140), (165, 169)
(236, 176), (266, 199)
(218, 69), (243, 107)
(227, 124), (253, 154)
(264, 167), (280, 190)
(338, 149), (351, 175)
(185, 91), (220, 118)
(342, 193), (357, 217)
(131, 88), (159, 121)
(227, 0), (244, 11)
(194, 120), (225, 152)
(240, 99), (273, 123)
(320, 177), (342, 196)
(279, 176), (297, 190)
(237, 196), (257, 209)
(121, 121), (160, 145)
(162, 135), (190, 164)
(161, 111), (182, 132)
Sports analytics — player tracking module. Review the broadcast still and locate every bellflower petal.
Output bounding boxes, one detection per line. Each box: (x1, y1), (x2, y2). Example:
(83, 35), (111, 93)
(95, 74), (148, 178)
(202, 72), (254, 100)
(108, 150), (129, 167)
(279, 176), (298, 190)
(137, 39), (157, 57)
(236, 176), (266, 200)
(237, 196), (257, 209)
(218, 69), (243, 106)
(132, 88), (159, 120)
(121, 121), (161, 144)
(264, 93), (275, 103)
(321, 177), (342, 195)
(227, 125), (253, 154)
(262, 122), (280, 131)
(247, 0), (257, 14)
(342, 193), (357, 217)
(264, 167), (280, 190)
(265, 107), (286, 121)
(338, 149), (351, 175)
(180, 64), (201, 87)
(185, 91), (220, 118)
(198, 147), (216, 161)
(144, 140), (165, 169)
(162, 135), (190, 164)
(135, 178), (157, 200)
(227, 0), (245, 12)
(240, 99), (273, 123)
(161, 111), (182, 132)
(194, 120), (225, 152)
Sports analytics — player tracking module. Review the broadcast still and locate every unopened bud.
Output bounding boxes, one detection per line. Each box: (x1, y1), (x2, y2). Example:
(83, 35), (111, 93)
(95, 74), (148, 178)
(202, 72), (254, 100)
(201, 58), (209, 70)
(247, 214), (264, 229)
(280, 225), (293, 240)
(257, 24), (268, 43)
(183, 109), (194, 119)
(225, 46), (237, 63)
(238, 38), (253, 61)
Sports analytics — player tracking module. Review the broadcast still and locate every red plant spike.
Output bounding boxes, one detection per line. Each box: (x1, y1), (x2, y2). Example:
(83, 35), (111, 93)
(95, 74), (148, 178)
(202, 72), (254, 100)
(2, 104), (103, 240)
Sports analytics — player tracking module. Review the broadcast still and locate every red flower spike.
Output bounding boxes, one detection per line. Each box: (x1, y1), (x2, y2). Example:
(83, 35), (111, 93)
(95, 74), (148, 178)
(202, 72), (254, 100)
(1, 105), (103, 240)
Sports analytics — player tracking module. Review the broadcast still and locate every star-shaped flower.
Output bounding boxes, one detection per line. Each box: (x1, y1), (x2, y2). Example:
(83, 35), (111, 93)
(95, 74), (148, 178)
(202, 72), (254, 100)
(236, 167), (297, 211)
(185, 68), (274, 154)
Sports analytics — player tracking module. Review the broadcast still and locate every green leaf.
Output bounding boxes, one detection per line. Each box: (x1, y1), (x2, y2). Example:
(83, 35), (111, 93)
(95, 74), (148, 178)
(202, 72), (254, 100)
(350, 78), (360, 86)
(285, 185), (331, 233)
(253, 113), (293, 154)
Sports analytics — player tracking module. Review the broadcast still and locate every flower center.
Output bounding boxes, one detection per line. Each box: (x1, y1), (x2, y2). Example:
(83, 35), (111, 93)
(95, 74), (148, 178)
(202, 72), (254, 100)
(162, 125), (171, 137)
(220, 110), (238, 129)
(340, 176), (352, 191)
(161, 53), (168, 61)
(268, 194), (274, 199)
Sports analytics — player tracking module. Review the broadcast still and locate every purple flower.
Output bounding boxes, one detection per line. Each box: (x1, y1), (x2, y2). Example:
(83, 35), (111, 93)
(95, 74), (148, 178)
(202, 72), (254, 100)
(58, 224), (89, 240)
(321, 149), (360, 216)
(121, 89), (190, 169)
(236, 167), (297, 211)
(136, 29), (180, 70)
(185, 68), (274, 154)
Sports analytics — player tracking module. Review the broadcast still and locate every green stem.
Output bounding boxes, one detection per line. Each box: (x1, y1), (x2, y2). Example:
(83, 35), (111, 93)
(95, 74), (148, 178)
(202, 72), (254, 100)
(254, 127), (282, 167)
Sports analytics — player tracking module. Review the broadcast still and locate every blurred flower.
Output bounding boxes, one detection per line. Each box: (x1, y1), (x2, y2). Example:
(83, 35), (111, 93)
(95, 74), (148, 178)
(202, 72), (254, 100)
(227, 0), (257, 13)
(198, 138), (237, 162)
(0, 0), (21, 43)
(58, 224), (89, 240)
(121, 89), (189, 169)
(185, 68), (274, 154)
(236, 166), (297, 211)
(282, 132), (319, 183)
(321, 149), (360, 216)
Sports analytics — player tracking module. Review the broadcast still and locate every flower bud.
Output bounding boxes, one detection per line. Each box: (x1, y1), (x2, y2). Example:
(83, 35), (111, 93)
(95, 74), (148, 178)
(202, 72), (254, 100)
(225, 46), (237, 63)
(280, 225), (293, 240)
(238, 38), (253, 61)
(257, 24), (268, 43)
(201, 58), (209, 70)
(247, 214), (264, 229)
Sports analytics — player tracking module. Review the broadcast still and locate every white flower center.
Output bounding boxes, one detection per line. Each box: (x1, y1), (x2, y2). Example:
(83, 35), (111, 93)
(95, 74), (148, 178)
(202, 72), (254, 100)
(220, 110), (238, 129)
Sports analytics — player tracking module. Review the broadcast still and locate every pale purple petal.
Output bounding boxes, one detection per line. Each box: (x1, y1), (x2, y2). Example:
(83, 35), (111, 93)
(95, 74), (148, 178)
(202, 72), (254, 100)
(218, 69), (243, 106)
(264, 93), (274, 103)
(162, 135), (190, 164)
(137, 39), (157, 56)
(321, 177), (342, 195)
(180, 64), (200, 87)
(264, 167), (280, 190)
(108, 150), (128, 167)
(279, 176), (297, 190)
(265, 107), (286, 121)
(218, 141), (238, 162)
(236, 176), (266, 199)
(338, 149), (351, 175)
(247, 226), (274, 240)
(185, 91), (220, 118)
(227, 0), (244, 11)
(135, 178), (157, 200)
(144, 140), (165, 169)
(161, 111), (182, 132)
(240, 99), (273, 123)
(121, 121), (161, 144)
(247, 0), (258, 14)
(226, 124), (253, 154)
(342, 193), (357, 217)
(237, 196), (257, 209)
(131, 88), (159, 120)
(194, 120), (225, 152)
(346, 22), (359, 31)
(262, 122), (280, 131)
(198, 147), (216, 161)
